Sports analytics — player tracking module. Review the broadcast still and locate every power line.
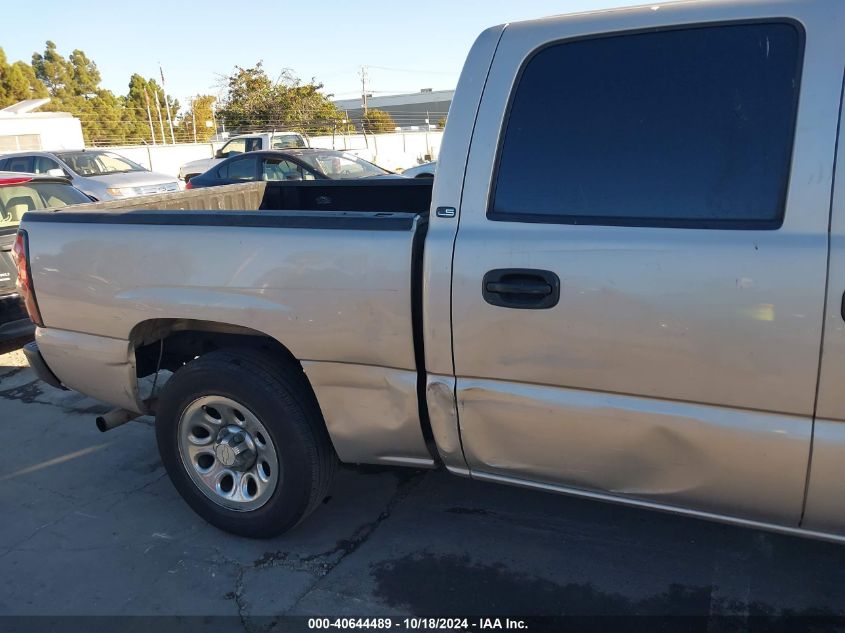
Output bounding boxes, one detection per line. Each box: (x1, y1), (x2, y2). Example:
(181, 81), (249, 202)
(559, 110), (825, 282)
(366, 65), (457, 75)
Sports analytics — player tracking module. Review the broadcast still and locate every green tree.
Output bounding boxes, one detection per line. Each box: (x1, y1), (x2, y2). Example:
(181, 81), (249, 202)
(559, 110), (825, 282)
(0, 48), (49, 107)
(32, 41), (118, 144)
(30, 42), (180, 146)
(362, 109), (397, 133)
(218, 62), (345, 134)
(123, 74), (155, 143)
(124, 74), (180, 144)
(437, 116), (447, 129)
(175, 95), (217, 142)
(31, 41), (74, 97)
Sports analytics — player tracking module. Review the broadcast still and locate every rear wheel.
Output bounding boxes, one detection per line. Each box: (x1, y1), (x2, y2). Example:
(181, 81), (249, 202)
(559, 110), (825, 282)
(155, 348), (336, 538)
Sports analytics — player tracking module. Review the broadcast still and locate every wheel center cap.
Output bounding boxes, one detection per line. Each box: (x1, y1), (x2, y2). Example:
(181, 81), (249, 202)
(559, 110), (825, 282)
(213, 425), (257, 471)
(215, 443), (237, 467)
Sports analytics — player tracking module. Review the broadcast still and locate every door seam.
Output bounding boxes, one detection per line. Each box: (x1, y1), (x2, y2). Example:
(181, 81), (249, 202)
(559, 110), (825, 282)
(799, 65), (845, 527)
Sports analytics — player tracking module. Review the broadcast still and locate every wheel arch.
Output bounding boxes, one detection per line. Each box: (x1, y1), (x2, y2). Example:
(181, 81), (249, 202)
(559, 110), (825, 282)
(128, 319), (323, 432)
(129, 318), (300, 378)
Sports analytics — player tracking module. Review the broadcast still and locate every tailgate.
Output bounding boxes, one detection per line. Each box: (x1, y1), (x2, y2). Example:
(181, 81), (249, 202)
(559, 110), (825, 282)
(0, 229), (17, 295)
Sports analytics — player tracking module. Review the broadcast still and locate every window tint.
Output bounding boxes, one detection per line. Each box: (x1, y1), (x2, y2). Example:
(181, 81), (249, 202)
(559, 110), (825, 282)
(491, 23), (802, 229)
(5, 156), (34, 173)
(220, 156), (257, 181)
(245, 138), (262, 152)
(33, 156), (61, 174)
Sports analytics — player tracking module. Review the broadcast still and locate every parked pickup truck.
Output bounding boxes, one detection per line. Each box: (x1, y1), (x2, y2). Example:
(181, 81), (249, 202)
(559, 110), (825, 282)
(178, 132), (309, 182)
(14, 0), (845, 541)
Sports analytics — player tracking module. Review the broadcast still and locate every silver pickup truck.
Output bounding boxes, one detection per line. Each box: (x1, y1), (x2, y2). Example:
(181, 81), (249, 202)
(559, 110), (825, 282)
(13, 0), (845, 541)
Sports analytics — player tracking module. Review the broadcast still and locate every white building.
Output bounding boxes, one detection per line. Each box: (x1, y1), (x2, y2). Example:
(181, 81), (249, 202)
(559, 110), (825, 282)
(0, 99), (84, 153)
(334, 89), (454, 130)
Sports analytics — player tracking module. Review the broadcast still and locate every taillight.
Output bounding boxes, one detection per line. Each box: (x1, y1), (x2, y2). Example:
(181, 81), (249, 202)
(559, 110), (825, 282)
(0, 176), (33, 187)
(11, 230), (44, 327)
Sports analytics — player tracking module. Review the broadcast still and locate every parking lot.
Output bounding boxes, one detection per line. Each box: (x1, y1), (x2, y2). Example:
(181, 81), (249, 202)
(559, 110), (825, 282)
(2, 341), (845, 626)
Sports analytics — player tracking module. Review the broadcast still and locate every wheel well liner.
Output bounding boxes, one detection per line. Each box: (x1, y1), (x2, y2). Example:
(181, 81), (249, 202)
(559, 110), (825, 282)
(130, 318), (298, 378)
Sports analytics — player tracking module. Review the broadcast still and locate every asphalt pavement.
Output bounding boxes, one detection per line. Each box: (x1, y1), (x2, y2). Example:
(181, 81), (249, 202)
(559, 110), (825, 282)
(2, 342), (845, 629)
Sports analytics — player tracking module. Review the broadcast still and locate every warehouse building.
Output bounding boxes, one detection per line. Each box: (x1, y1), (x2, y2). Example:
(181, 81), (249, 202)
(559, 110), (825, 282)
(334, 89), (454, 130)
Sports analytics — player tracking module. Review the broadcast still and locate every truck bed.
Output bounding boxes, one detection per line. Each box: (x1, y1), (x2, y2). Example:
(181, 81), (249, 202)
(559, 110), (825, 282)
(54, 179), (434, 215)
(21, 178), (436, 467)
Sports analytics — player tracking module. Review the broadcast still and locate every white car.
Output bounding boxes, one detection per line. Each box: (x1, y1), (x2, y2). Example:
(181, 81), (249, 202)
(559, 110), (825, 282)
(179, 132), (308, 182)
(401, 161), (436, 178)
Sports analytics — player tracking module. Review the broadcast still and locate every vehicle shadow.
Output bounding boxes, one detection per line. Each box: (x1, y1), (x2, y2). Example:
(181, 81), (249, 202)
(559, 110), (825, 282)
(0, 334), (33, 356)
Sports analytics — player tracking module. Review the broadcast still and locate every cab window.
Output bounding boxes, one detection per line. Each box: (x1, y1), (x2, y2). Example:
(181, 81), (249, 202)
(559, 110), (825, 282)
(491, 23), (802, 229)
(220, 138), (247, 158)
(271, 134), (306, 149)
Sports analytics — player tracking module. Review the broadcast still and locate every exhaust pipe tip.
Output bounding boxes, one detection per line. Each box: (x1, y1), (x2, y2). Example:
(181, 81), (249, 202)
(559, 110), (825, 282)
(96, 408), (138, 432)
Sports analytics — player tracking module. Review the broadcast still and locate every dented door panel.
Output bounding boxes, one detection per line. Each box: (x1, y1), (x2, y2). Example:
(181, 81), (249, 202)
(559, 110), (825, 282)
(458, 377), (810, 524)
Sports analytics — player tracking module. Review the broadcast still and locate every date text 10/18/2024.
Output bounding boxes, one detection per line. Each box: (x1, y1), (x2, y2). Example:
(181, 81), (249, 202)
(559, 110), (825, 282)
(308, 618), (529, 630)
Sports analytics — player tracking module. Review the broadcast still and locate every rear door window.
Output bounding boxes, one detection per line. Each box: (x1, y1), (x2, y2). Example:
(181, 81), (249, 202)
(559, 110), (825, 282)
(490, 23), (803, 229)
(33, 156), (61, 174)
(219, 156), (258, 181)
(260, 157), (312, 181)
(5, 155), (34, 173)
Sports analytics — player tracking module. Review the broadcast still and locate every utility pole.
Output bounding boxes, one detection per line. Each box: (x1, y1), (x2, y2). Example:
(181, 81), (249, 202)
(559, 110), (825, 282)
(154, 90), (166, 146)
(143, 88), (156, 145)
(359, 65), (369, 140)
(191, 97), (197, 143)
(159, 63), (176, 144)
(359, 66), (369, 115)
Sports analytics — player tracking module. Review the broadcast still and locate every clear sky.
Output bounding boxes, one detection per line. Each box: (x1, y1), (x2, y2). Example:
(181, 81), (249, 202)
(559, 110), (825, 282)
(2, 0), (640, 111)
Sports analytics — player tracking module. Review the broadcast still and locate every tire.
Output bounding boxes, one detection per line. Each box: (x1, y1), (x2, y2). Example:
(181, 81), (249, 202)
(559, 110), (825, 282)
(155, 348), (336, 538)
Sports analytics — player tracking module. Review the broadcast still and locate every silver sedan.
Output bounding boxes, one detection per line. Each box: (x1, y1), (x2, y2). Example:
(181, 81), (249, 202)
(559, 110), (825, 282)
(0, 150), (180, 201)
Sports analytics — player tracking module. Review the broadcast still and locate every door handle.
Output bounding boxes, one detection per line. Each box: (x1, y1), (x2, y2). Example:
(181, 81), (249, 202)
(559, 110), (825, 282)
(485, 281), (551, 296)
(482, 269), (560, 309)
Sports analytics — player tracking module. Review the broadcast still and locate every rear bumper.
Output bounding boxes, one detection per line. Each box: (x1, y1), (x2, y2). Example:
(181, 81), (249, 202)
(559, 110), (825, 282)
(0, 294), (34, 342)
(22, 341), (65, 390)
